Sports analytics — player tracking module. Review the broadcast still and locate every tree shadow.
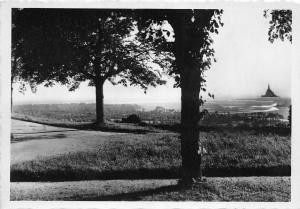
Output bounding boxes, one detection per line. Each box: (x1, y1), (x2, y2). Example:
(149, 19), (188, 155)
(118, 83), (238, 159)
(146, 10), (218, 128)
(12, 117), (152, 134)
(81, 184), (180, 201)
(11, 133), (68, 143)
(13, 130), (77, 135)
(11, 166), (290, 182)
(11, 167), (180, 182)
(151, 123), (291, 136)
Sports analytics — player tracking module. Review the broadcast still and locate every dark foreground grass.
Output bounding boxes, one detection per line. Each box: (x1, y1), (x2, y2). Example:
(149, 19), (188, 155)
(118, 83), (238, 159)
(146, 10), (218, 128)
(11, 130), (290, 182)
(10, 177), (290, 201)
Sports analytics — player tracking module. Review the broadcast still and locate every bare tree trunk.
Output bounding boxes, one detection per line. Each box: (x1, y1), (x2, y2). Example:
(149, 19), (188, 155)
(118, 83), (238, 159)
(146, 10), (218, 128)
(95, 79), (105, 125)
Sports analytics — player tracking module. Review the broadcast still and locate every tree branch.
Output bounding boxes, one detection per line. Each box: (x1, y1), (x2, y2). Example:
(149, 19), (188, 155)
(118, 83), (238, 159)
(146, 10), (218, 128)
(81, 70), (95, 80)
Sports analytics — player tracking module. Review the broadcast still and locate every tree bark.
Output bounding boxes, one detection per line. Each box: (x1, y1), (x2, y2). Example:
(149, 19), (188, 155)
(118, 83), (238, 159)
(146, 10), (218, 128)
(11, 58), (16, 113)
(11, 77), (14, 140)
(11, 85), (13, 113)
(180, 64), (201, 185)
(95, 79), (105, 125)
(170, 14), (202, 186)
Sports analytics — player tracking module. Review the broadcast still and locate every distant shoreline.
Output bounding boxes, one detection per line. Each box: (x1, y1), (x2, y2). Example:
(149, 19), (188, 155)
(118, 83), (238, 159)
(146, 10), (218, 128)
(13, 97), (291, 117)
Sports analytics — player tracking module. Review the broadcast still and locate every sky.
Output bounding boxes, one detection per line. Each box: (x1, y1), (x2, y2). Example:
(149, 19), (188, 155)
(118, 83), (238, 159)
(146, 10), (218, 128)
(13, 8), (292, 105)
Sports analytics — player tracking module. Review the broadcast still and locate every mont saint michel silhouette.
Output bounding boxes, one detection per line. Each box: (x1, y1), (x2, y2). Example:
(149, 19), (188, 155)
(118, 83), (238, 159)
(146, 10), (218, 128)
(261, 84), (278, 97)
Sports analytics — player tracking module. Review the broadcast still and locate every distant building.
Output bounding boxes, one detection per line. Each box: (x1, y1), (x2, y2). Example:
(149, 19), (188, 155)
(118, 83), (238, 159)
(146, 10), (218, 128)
(154, 106), (166, 113)
(261, 84), (278, 97)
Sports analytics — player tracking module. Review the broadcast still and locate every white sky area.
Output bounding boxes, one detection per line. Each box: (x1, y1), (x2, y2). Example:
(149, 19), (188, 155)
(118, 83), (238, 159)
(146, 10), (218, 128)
(13, 8), (292, 105)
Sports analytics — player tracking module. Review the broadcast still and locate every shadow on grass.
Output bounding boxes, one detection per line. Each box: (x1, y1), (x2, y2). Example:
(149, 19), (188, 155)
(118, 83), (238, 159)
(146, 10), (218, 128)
(10, 165), (290, 182)
(11, 133), (68, 143)
(11, 167), (179, 182)
(199, 125), (291, 136)
(81, 184), (180, 201)
(12, 117), (152, 134)
(13, 130), (77, 135)
(154, 123), (291, 136)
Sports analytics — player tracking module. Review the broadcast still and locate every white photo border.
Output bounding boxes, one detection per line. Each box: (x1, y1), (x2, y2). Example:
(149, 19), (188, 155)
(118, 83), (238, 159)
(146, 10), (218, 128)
(1, 1), (300, 208)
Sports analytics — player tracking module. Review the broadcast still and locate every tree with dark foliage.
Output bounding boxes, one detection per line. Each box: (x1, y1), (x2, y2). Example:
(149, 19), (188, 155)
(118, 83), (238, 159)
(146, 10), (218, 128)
(12, 9), (171, 124)
(11, 9), (36, 111)
(135, 9), (223, 186)
(14, 9), (223, 187)
(265, 9), (292, 43)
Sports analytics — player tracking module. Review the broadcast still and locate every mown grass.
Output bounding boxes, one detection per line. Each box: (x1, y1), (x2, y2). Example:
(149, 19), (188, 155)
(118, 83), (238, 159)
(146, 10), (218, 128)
(201, 131), (290, 171)
(10, 177), (290, 201)
(11, 133), (181, 181)
(138, 177), (291, 201)
(11, 130), (290, 182)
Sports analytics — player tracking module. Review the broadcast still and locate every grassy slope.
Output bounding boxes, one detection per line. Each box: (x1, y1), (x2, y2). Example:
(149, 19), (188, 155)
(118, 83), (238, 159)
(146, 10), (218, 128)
(11, 128), (290, 181)
(201, 131), (290, 176)
(11, 177), (290, 201)
(11, 133), (181, 181)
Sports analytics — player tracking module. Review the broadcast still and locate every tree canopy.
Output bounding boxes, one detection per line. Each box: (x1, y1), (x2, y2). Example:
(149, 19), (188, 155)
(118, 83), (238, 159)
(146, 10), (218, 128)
(12, 9), (172, 123)
(12, 8), (223, 185)
(14, 9), (172, 89)
(135, 10), (223, 86)
(265, 9), (292, 43)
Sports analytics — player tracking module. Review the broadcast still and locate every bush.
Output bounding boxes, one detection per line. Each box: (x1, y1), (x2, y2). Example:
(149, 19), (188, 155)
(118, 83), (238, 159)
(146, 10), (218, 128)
(122, 114), (141, 124)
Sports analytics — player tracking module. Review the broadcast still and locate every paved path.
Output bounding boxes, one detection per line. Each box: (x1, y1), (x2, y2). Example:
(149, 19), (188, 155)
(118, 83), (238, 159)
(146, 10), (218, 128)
(11, 120), (126, 164)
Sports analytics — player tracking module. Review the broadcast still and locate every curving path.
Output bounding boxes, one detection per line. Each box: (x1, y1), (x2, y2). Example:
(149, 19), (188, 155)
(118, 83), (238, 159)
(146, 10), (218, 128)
(11, 119), (126, 164)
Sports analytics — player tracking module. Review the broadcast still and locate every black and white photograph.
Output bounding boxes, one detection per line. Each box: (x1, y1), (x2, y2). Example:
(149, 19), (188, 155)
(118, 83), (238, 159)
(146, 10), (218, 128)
(1, 1), (300, 207)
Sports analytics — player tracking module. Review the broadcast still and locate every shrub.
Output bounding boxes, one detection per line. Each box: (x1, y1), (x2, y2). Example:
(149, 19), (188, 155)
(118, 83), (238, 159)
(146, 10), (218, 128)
(122, 114), (141, 124)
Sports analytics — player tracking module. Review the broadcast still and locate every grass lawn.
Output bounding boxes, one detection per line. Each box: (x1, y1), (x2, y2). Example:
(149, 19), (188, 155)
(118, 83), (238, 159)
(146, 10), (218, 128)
(11, 118), (291, 201)
(142, 176), (290, 201)
(11, 132), (181, 181)
(11, 177), (290, 201)
(11, 123), (290, 181)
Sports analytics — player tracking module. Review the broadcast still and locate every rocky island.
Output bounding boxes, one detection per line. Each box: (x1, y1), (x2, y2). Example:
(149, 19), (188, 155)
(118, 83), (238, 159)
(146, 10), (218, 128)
(262, 84), (278, 97)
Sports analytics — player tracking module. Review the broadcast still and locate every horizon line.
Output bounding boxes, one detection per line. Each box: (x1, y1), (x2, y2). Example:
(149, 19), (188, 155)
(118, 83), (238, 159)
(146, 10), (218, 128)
(14, 96), (291, 105)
